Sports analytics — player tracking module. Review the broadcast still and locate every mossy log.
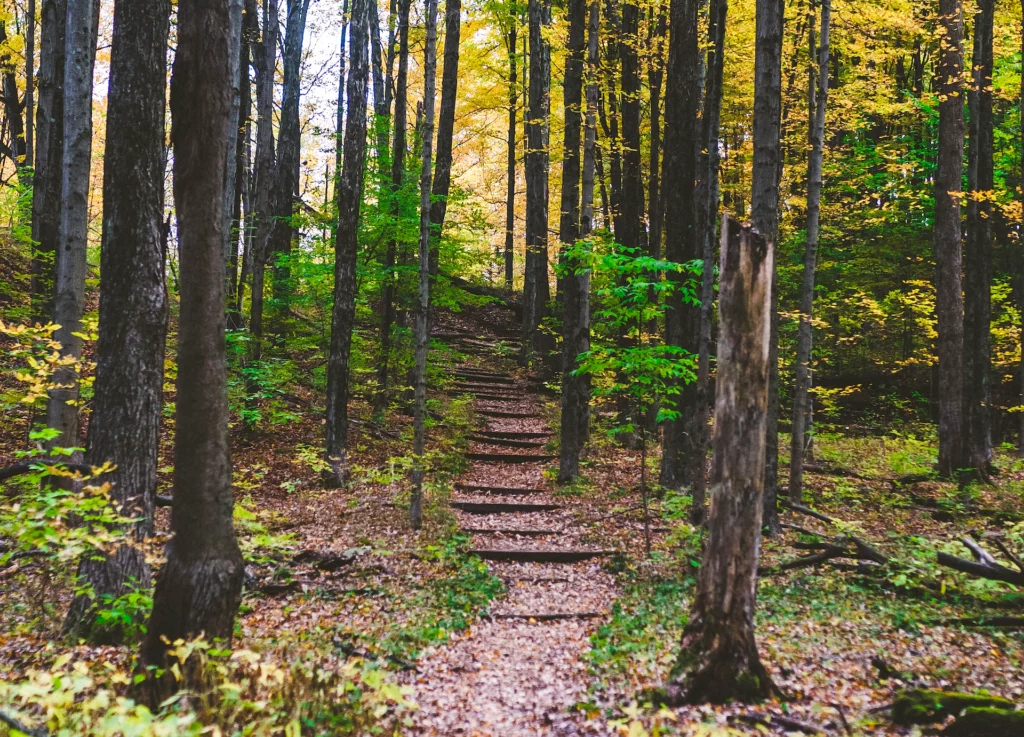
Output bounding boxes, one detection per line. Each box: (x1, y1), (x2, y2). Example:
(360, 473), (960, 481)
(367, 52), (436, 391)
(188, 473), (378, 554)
(944, 706), (1024, 736)
(891, 688), (1015, 725)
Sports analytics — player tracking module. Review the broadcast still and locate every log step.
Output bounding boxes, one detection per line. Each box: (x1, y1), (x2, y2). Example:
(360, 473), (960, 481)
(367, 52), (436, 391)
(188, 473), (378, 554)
(454, 372), (515, 385)
(476, 430), (551, 439)
(470, 549), (615, 563)
(466, 452), (555, 463)
(463, 528), (558, 536)
(469, 436), (547, 449)
(454, 483), (545, 495)
(478, 410), (540, 418)
(491, 612), (605, 621)
(452, 502), (560, 514)
(456, 382), (519, 393)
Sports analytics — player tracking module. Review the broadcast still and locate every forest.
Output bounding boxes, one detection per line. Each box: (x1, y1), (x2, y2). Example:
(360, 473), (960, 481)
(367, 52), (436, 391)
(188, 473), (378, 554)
(0, 0), (1023, 733)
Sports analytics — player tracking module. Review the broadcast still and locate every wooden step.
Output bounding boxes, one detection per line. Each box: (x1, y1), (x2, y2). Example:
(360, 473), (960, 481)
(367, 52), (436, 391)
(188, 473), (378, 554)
(466, 452), (556, 463)
(463, 528), (558, 536)
(450, 390), (520, 401)
(469, 436), (546, 449)
(452, 501), (560, 514)
(491, 611), (605, 621)
(454, 372), (515, 385)
(470, 549), (615, 563)
(456, 382), (518, 393)
(476, 430), (551, 439)
(478, 410), (540, 418)
(454, 483), (545, 496)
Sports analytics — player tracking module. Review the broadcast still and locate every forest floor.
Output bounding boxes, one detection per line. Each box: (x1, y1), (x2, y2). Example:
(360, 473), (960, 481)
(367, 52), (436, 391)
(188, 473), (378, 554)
(1, 299), (1024, 735)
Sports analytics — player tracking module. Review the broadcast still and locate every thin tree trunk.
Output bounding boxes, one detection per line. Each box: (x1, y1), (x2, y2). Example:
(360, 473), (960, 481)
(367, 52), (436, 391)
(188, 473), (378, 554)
(667, 216), (779, 704)
(934, 0), (964, 479)
(752, 0), (783, 535)
(411, 0), (440, 530)
(428, 0), (461, 277)
(658, 0), (699, 491)
(504, 23), (517, 287)
(324, 0), (370, 486)
(690, 0), (726, 526)
(46, 0), (99, 451)
(647, 2), (667, 260)
(143, 0), (244, 683)
(29, 0), (66, 323)
(1020, 0), (1024, 457)
(788, 0), (829, 504)
(248, 0), (278, 360)
(229, 4), (254, 330)
(25, 0), (34, 174)
(63, 0), (171, 641)
(0, 22), (27, 166)
(384, 0), (398, 116)
(235, 0), (260, 321)
(963, 0), (993, 478)
(557, 0), (587, 484)
(374, 0), (410, 412)
(222, 0), (244, 321)
(521, 0), (551, 363)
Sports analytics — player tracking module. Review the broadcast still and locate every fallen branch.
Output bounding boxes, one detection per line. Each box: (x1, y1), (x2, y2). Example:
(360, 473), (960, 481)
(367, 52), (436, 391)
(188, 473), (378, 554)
(782, 502), (889, 564)
(0, 458), (96, 482)
(936, 536), (1024, 587)
(926, 616), (1024, 628)
(734, 712), (829, 735)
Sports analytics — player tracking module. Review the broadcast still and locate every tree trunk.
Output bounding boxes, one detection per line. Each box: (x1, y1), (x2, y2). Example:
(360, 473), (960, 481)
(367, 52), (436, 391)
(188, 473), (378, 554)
(658, 0), (699, 491)
(221, 0), (244, 324)
(963, 0), (993, 477)
(521, 0), (551, 363)
(374, 0), (410, 412)
(751, 0), (783, 535)
(667, 216), (778, 704)
(690, 0), (726, 526)
(934, 0), (965, 479)
(25, 0), (35, 174)
(557, 0), (587, 484)
(1020, 0), (1024, 457)
(0, 22), (27, 166)
(788, 0), (829, 504)
(29, 0), (66, 323)
(248, 0), (278, 359)
(63, 0), (171, 641)
(504, 23), (517, 287)
(46, 0), (99, 451)
(411, 0), (440, 530)
(325, 0), (370, 486)
(266, 0), (310, 339)
(143, 0), (244, 681)
(228, 4), (254, 330)
(646, 3), (667, 260)
(428, 0), (461, 277)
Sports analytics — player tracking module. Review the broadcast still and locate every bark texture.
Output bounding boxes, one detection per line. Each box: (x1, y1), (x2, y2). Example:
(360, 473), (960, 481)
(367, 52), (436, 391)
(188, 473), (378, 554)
(751, 0), (783, 534)
(668, 216), (777, 704)
(428, 0), (461, 276)
(788, 0), (829, 503)
(325, 0), (370, 485)
(934, 0), (965, 478)
(504, 24), (517, 287)
(557, 0), (589, 483)
(144, 0), (244, 675)
(63, 0), (171, 640)
(46, 0), (99, 450)
(411, 0), (440, 529)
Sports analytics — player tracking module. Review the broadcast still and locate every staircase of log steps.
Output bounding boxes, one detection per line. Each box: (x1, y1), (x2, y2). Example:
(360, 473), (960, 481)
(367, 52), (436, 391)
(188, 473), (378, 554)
(441, 329), (616, 621)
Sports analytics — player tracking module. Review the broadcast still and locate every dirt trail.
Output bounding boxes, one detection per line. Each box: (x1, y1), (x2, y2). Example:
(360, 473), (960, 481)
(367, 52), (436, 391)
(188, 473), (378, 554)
(408, 330), (617, 736)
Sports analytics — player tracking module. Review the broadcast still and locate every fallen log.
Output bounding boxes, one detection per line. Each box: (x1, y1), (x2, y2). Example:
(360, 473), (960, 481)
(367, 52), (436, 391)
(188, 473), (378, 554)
(782, 502), (889, 564)
(0, 458), (97, 482)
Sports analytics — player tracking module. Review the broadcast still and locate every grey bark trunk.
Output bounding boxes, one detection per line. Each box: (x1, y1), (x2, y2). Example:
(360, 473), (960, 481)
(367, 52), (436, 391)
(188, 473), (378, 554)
(325, 0), (370, 486)
(788, 0), (829, 504)
(411, 0), (440, 529)
(504, 24), (517, 287)
(25, 0), (35, 172)
(143, 0), (244, 682)
(751, 0), (783, 535)
(46, 0), (99, 451)
(667, 216), (778, 704)
(557, 0), (588, 484)
(63, 0), (171, 641)
(647, 4), (667, 260)
(428, 0), (461, 276)
(963, 0), (993, 477)
(1020, 0), (1024, 457)
(934, 0), (965, 478)
(29, 0), (66, 324)
(228, 3), (254, 330)
(222, 0), (244, 318)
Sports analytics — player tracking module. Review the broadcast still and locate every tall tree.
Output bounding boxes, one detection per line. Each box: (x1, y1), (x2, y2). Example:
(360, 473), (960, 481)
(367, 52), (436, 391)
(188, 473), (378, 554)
(690, 0), (726, 525)
(557, 0), (588, 483)
(934, 0), (964, 478)
(375, 0), (411, 412)
(325, 0), (370, 486)
(229, 0), (256, 329)
(267, 0), (312, 335)
(504, 20), (517, 287)
(46, 0), (99, 450)
(29, 0), (66, 323)
(63, 0), (172, 638)
(222, 0), (245, 323)
(658, 0), (699, 491)
(1020, 0), (1024, 458)
(143, 0), (244, 674)
(428, 0), (462, 277)
(646, 2), (667, 260)
(411, 0), (440, 529)
(521, 0), (551, 362)
(753, 0), (784, 534)
(25, 0), (35, 174)
(963, 0), (993, 477)
(789, 0), (830, 503)
(667, 217), (779, 703)
(248, 0), (279, 357)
